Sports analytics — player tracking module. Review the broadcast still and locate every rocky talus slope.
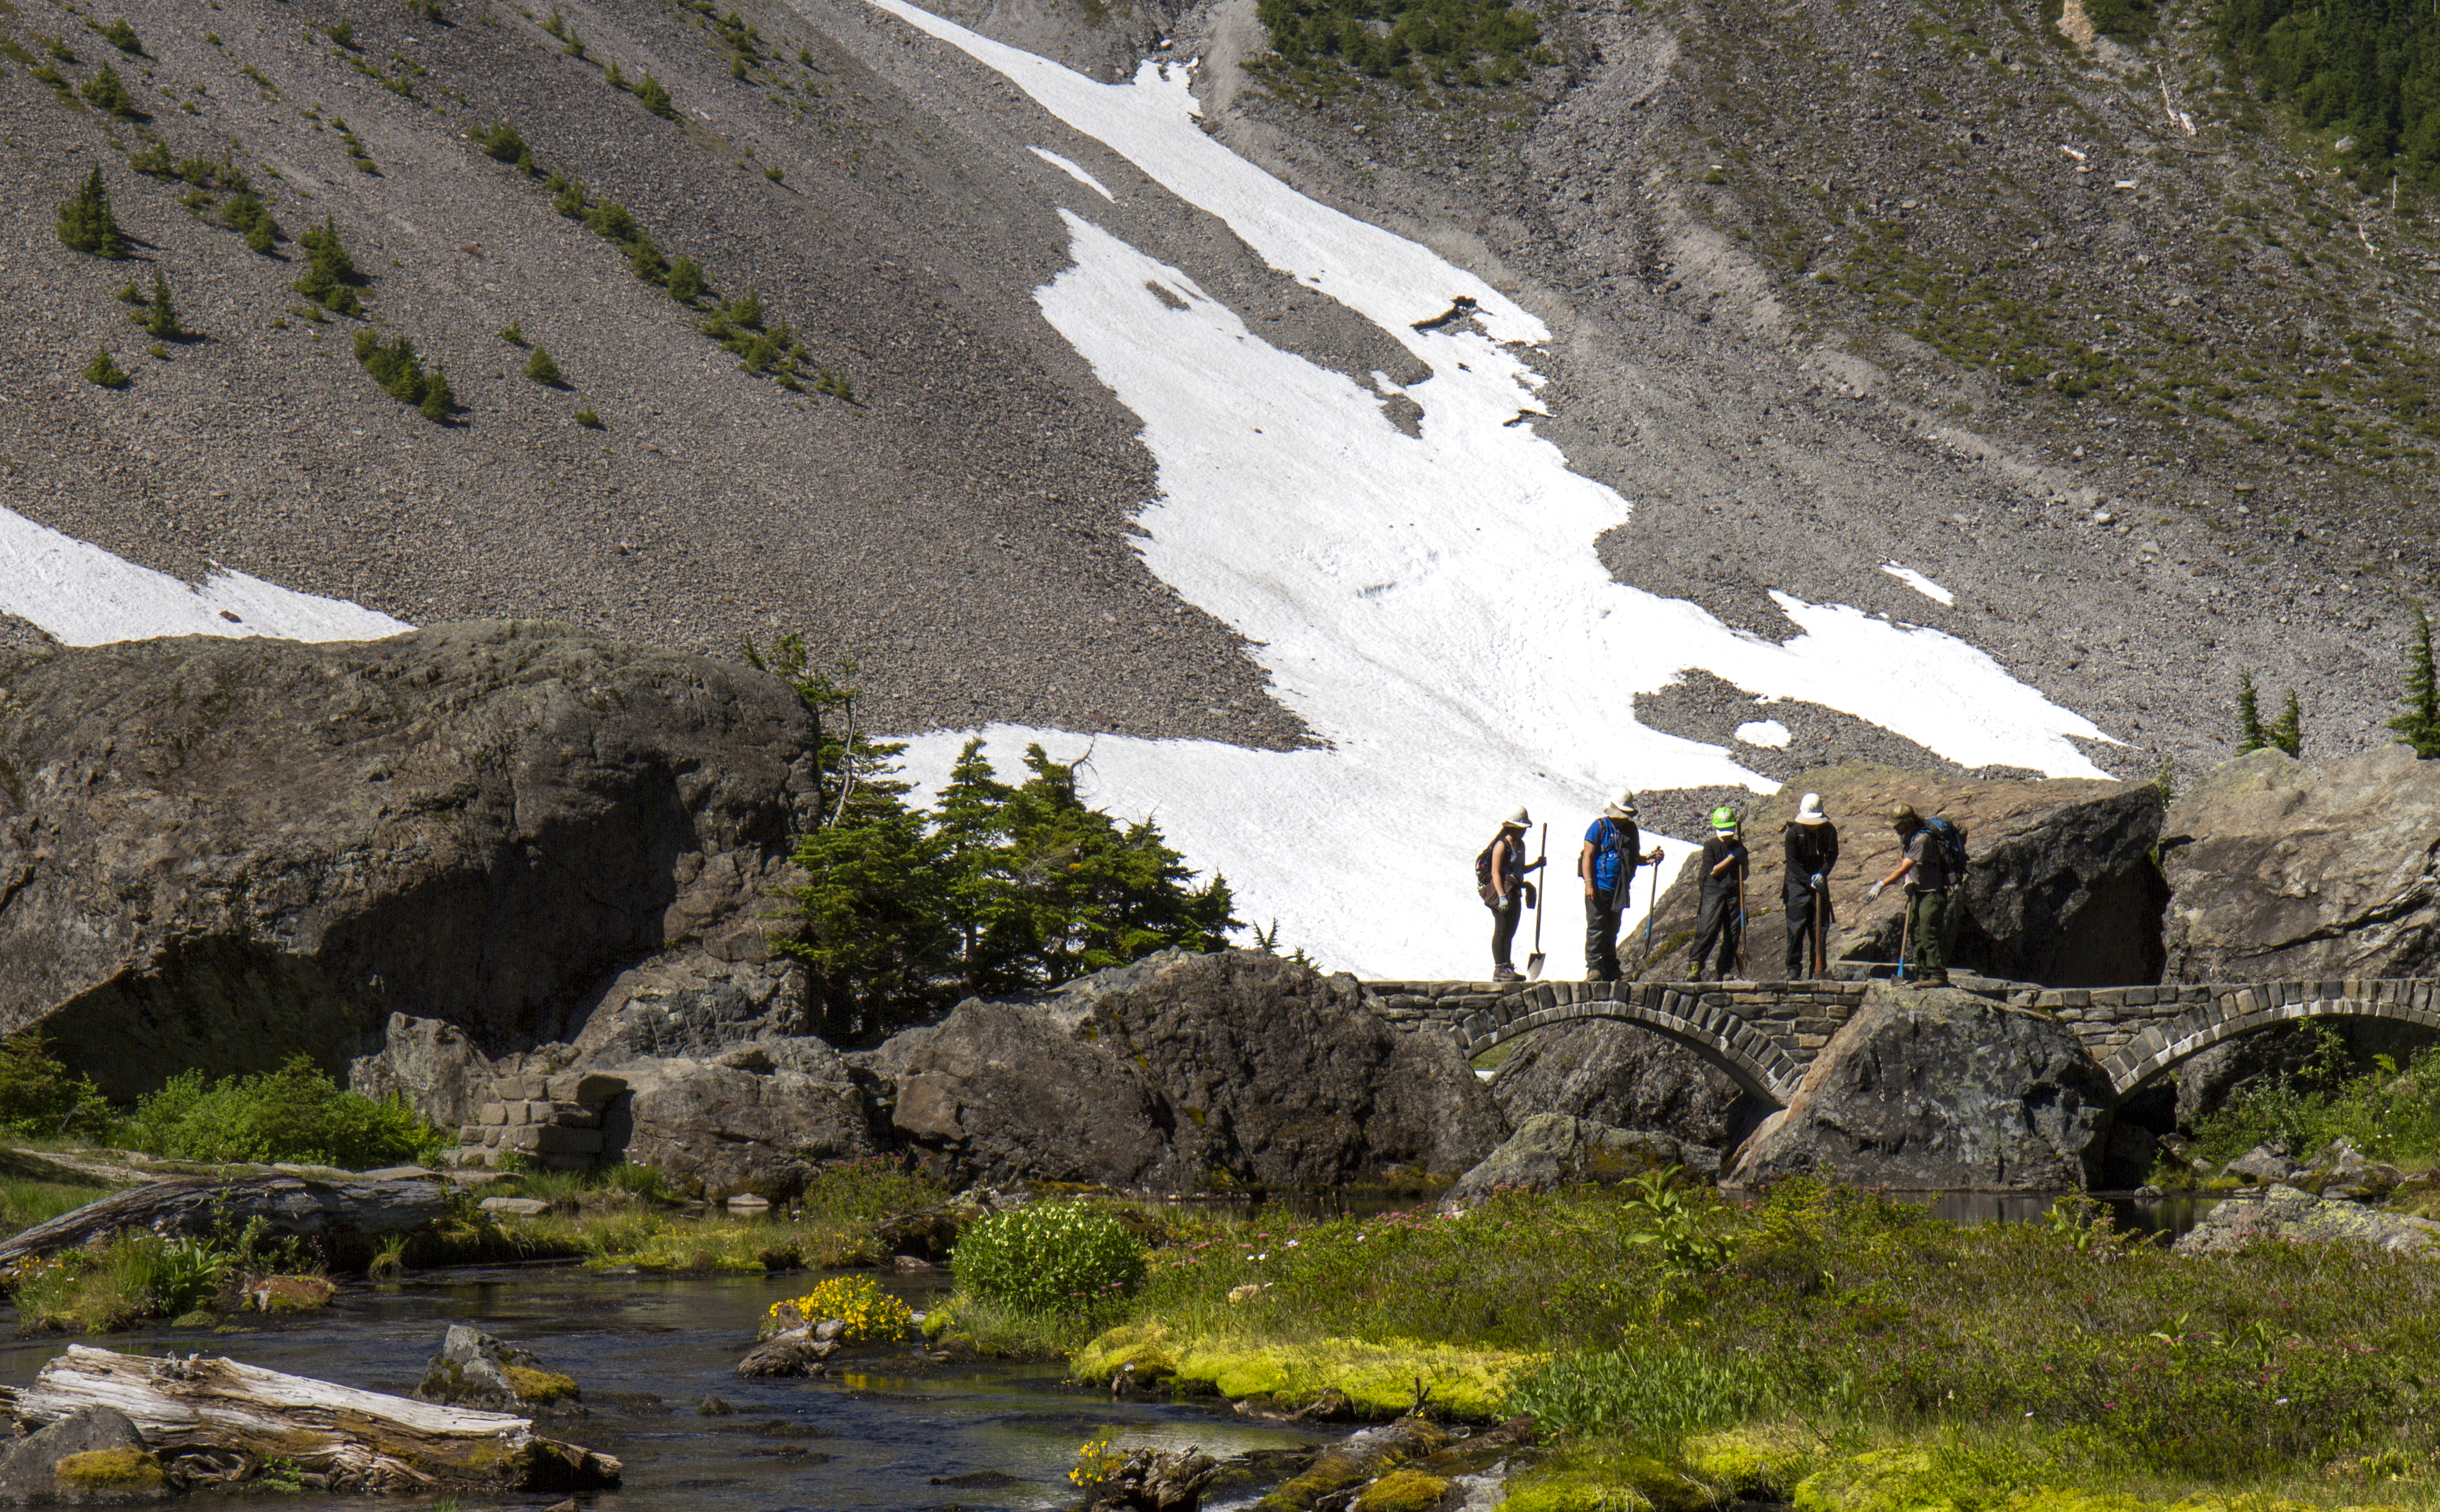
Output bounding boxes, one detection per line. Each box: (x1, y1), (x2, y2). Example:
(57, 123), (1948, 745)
(0, 0), (2423, 785)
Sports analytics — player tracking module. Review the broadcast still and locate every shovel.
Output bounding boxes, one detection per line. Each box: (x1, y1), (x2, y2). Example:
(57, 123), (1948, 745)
(1812, 880), (1829, 979)
(1526, 823), (1549, 980)
(1896, 893), (1913, 982)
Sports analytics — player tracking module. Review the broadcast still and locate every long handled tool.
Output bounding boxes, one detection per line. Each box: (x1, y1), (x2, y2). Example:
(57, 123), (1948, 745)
(1642, 849), (1660, 956)
(1733, 866), (1747, 981)
(1895, 893), (1913, 983)
(1812, 880), (1829, 979)
(1525, 823), (1548, 981)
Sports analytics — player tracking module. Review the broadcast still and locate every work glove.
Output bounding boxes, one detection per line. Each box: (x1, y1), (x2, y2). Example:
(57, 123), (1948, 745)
(1809, 873), (1824, 890)
(1865, 880), (1885, 901)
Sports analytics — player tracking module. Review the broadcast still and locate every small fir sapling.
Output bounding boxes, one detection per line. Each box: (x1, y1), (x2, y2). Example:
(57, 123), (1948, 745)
(128, 141), (173, 175)
(291, 216), (360, 314)
(42, 33), (75, 60)
(476, 121), (525, 162)
(628, 233), (668, 284)
(666, 256), (704, 302)
(574, 407), (603, 428)
(114, 278), (142, 303)
(2235, 672), (2266, 754)
(637, 73), (674, 117)
(765, 164), (782, 181)
(101, 17), (141, 50)
(2391, 606), (2440, 758)
(141, 268), (181, 338)
(419, 364), (454, 421)
(551, 176), (587, 217)
(541, 5), (565, 38)
(57, 166), (126, 257)
(523, 345), (562, 384)
(2270, 689), (2304, 758)
(498, 319), (525, 345)
(325, 20), (355, 47)
(605, 60), (624, 88)
(728, 287), (763, 328)
(84, 347), (129, 387)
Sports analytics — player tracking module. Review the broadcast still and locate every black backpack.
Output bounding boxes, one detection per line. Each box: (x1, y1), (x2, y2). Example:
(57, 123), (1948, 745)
(1924, 815), (1969, 878)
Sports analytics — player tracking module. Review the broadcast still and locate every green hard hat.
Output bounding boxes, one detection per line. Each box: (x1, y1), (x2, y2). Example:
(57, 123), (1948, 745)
(1708, 805), (1738, 833)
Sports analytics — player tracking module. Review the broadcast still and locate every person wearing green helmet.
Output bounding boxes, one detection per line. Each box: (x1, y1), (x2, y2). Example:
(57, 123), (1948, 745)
(1688, 804), (1748, 981)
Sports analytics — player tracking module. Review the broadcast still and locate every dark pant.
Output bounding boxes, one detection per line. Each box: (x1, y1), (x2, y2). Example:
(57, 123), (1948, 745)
(1584, 889), (1624, 980)
(1905, 888), (1948, 980)
(1785, 880), (1828, 977)
(1692, 889), (1741, 979)
(1490, 892), (1523, 969)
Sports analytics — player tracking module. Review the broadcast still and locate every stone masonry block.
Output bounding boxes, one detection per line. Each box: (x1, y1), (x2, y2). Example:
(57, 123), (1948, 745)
(478, 1103), (508, 1126)
(531, 1125), (605, 1155)
(519, 1100), (556, 1125)
(547, 1102), (600, 1128)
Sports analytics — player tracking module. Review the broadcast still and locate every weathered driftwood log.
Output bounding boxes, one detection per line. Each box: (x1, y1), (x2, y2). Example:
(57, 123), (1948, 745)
(0, 1177), (456, 1270)
(1, 1347), (620, 1494)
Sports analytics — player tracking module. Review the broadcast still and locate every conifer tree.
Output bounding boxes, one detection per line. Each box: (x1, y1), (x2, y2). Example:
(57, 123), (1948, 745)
(292, 217), (359, 313)
(637, 74), (675, 117)
(2271, 689), (2304, 758)
(523, 346), (561, 385)
(2236, 672), (2266, 754)
(418, 364), (454, 422)
(83, 347), (128, 388)
(666, 256), (704, 303)
(2391, 605), (2440, 758)
(141, 267), (180, 339)
(57, 166), (125, 257)
(80, 63), (134, 116)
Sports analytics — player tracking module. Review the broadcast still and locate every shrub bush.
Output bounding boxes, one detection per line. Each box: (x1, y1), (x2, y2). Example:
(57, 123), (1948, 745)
(0, 1035), (109, 1137)
(325, 20), (355, 47)
(80, 64), (135, 117)
(101, 17), (140, 50)
(57, 166), (126, 257)
(574, 407), (603, 428)
(951, 1200), (1145, 1313)
(768, 1274), (914, 1341)
(291, 217), (360, 314)
(666, 256), (704, 302)
(83, 347), (128, 388)
(475, 120), (525, 163)
(637, 73), (675, 117)
(124, 1055), (442, 1167)
(523, 345), (562, 384)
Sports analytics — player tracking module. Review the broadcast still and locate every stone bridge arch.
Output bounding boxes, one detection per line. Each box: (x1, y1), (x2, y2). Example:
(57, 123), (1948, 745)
(2103, 980), (2440, 1098)
(1452, 991), (1809, 1105)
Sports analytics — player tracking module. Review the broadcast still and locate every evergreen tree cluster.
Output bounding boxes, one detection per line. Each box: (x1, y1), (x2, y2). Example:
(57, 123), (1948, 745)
(2219, 0), (2440, 191)
(79, 63), (136, 118)
(2235, 671), (2304, 758)
(292, 216), (362, 314)
(746, 636), (1238, 1038)
(57, 166), (125, 257)
(352, 328), (455, 421)
(1256, 0), (1543, 88)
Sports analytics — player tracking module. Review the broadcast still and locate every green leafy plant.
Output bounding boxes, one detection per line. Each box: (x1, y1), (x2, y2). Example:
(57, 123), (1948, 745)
(0, 1034), (110, 1136)
(475, 120), (526, 163)
(101, 16), (141, 51)
(126, 1055), (443, 1166)
(324, 19), (355, 47)
(1620, 1168), (1736, 1272)
(57, 166), (126, 257)
(523, 345), (562, 384)
(951, 1200), (1146, 1313)
(574, 407), (603, 428)
(83, 347), (129, 388)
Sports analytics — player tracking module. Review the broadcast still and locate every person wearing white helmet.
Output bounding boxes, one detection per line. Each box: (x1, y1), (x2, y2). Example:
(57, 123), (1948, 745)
(1783, 793), (1840, 978)
(1475, 807), (1543, 982)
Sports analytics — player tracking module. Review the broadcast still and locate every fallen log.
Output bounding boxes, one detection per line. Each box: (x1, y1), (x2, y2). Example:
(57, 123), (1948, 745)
(0, 1347), (621, 1494)
(0, 1176), (457, 1270)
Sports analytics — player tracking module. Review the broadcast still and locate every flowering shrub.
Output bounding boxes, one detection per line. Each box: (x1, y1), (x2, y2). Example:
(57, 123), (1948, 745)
(767, 1274), (913, 1342)
(1069, 1438), (1123, 1487)
(951, 1200), (1146, 1313)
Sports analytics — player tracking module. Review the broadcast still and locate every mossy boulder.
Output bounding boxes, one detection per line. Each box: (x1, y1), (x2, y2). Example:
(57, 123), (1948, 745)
(1075, 1326), (1541, 1420)
(0, 1405), (167, 1504)
(415, 1324), (585, 1412)
(248, 1275), (336, 1313)
(1354, 1468), (1451, 1512)
(1682, 1427), (1815, 1500)
(52, 1448), (166, 1496)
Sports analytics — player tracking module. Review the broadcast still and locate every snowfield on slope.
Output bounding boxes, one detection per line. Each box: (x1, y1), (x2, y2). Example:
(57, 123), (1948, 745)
(877, 1), (2116, 979)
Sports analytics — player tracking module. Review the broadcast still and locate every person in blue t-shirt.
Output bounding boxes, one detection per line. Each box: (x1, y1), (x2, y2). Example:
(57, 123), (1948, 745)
(1578, 793), (1665, 982)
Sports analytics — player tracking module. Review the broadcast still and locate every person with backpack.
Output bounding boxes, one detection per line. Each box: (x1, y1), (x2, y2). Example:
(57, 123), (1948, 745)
(1579, 794), (1663, 982)
(1477, 808), (1543, 982)
(1866, 804), (1957, 985)
(1783, 793), (1840, 978)
(1688, 805), (1749, 981)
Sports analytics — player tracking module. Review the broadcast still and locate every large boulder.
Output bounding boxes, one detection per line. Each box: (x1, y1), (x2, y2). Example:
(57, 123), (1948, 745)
(0, 1175), (456, 1269)
(600, 1042), (877, 1200)
(884, 950), (1507, 1191)
(1440, 1113), (1717, 1212)
(1724, 981), (2111, 1190)
(1488, 1020), (1758, 1147)
(2173, 1183), (2440, 1255)
(1631, 763), (2165, 987)
(0, 1405), (165, 1505)
(0, 621), (816, 1096)
(415, 1325), (583, 1413)
(2160, 745), (2440, 982)
(349, 1014), (496, 1133)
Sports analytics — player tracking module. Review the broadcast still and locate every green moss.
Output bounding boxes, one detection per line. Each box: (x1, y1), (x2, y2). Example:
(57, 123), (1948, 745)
(53, 1448), (165, 1491)
(1356, 1468), (1452, 1512)
(504, 1364), (580, 1404)
(1499, 1451), (1706, 1512)
(1682, 1427), (1816, 1500)
(1077, 1331), (1539, 1419)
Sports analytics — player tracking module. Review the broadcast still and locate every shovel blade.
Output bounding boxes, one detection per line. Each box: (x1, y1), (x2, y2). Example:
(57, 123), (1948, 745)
(1525, 952), (1546, 980)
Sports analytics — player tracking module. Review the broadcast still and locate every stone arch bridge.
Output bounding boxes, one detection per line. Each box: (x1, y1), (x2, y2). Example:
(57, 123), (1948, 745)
(1362, 976), (2440, 1105)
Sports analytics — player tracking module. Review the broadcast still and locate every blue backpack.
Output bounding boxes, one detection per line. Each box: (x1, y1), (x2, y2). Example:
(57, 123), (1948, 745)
(1923, 816), (1969, 878)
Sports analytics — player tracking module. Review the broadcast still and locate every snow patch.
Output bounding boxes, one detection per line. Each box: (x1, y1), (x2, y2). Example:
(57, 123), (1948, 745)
(1734, 720), (1792, 749)
(863, 1), (2115, 977)
(1880, 562), (1957, 607)
(0, 504), (409, 646)
(1028, 145), (1115, 200)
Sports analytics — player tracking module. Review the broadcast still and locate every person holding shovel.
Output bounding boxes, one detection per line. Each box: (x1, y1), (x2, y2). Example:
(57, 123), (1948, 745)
(1867, 804), (1949, 985)
(1783, 793), (1840, 978)
(1483, 808), (1543, 982)
(1688, 805), (1748, 981)
(1580, 795), (1664, 982)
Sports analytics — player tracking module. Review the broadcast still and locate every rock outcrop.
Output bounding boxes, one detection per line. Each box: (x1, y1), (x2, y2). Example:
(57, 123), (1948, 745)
(2160, 745), (2440, 983)
(0, 1405), (165, 1505)
(0, 1175), (456, 1270)
(1725, 982), (2111, 1190)
(884, 950), (1506, 1191)
(1630, 763), (2165, 988)
(0, 621), (817, 1098)
(1488, 1020), (1758, 1147)
(1440, 1114), (1717, 1211)
(601, 1043), (877, 1200)
(2173, 1184), (2440, 1255)
(349, 1014), (496, 1134)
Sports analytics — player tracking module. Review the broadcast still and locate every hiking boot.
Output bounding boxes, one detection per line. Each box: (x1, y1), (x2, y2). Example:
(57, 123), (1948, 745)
(1492, 965), (1523, 982)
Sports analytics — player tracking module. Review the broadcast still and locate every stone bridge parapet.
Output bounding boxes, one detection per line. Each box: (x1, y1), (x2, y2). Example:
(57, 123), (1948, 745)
(1362, 975), (2440, 1104)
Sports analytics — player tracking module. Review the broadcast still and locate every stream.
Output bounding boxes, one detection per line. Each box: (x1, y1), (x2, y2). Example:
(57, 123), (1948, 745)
(0, 1268), (1321, 1512)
